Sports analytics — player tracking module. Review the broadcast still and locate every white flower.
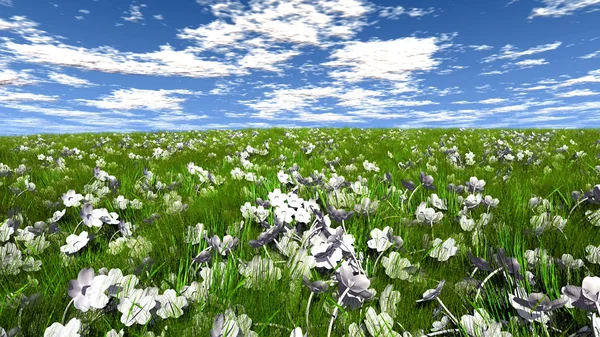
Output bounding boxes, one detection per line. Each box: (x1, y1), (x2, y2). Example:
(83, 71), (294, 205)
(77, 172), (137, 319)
(415, 202), (443, 225)
(459, 215), (476, 232)
(117, 288), (157, 326)
(62, 190), (84, 208)
(274, 206), (295, 224)
(294, 207), (311, 224)
(102, 212), (120, 225)
(114, 196), (129, 210)
(277, 170), (290, 184)
(50, 209), (67, 223)
(429, 238), (459, 262)
(60, 232), (90, 255)
(44, 317), (81, 337)
(428, 194), (447, 210)
(0, 220), (14, 242)
(240, 202), (255, 220)
(460, 309), (511, 337)
(155, 289), (188, 319)
(184, 223), (206, 245)
(290, 327), (305, 337)
(105, 329), (125, 337)
(586, 244), (600, 265)
(367, 227), (393, 252)
(268, 189), (287, 208)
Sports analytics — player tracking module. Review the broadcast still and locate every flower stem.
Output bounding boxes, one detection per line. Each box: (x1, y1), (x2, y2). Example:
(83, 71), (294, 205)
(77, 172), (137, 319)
(435, 297), (459, 326)
(306, 291), (314, 331)
(327, 287), (351, 337)
(72, 220), (84, 234)
(62, 298), (74, 325)
(372, 250), (386, 275)
(424, 329), (461, 337)
(567, 198), (588, 220)
(475, 267), (503, 301)
(407, 184), (422, 210)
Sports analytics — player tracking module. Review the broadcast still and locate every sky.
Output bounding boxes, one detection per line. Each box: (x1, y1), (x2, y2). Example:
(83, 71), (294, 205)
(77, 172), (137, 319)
(1, 0), (600, 135)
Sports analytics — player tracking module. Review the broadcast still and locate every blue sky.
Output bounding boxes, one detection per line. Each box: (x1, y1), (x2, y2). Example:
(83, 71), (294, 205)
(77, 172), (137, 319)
(1, 0), (600, 134)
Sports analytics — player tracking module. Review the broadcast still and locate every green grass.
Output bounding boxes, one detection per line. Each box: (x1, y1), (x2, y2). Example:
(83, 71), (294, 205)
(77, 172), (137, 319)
(0, 127), (599, 336)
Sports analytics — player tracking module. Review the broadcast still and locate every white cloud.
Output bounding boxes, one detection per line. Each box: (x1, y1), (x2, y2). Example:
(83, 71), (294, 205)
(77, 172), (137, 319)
(513, 58), (549, 67)
(469, 45), (493, 51)
(237, 48), (301, 72)
(180, 0), (374, 51)
(0, 16), (61, 44)
(554, 89), (600, 97)
(482, 42), (561, 63)
(74, 88), (202, 111)
(530, 0), (600, 18)
(243, 86), (340, 118)
(122, 4), (146, 23)
(2, 39), (243, 78)
(519, 69), (600, 92)
(0, 68), (39, 86)
(479, 98), (508, 104)
(378, 6), (435, 19)
(79, 9), (90, 14)
(580, 50), (600, 59)
(0, 0), (12, 7)
(153, 14), (164, 20)
(322, 37), (442, 83)
(292, 112), (365, 123)
(47, 72), (95, 87)
(479, 70), (507, 76)
(0, 89), (58, 102)
(451, 98), (507, 104)
(529, 101), (600, 114)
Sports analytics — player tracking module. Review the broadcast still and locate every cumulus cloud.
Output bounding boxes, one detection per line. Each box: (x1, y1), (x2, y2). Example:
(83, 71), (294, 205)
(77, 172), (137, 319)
(74, 88), (203, 112)
(322, 37), (442, 83)
(179, 0), (375, 51)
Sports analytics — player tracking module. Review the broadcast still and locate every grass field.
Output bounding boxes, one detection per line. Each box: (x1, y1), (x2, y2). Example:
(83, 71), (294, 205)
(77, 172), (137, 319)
(1, 128), (600, 337)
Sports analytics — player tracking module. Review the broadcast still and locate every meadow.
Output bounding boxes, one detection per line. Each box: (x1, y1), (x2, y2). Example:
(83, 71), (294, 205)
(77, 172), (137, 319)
(1, 127), (600, 337)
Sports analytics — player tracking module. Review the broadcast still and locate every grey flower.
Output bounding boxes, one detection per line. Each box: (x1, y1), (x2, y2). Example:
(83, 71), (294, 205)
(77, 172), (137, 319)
(402, 180), (415, 191)
(336, 261), (373, 309)
(493, 248), (524, 281)
(416, 280), (445, 303)
(465, 177), (486, 193)
(208, 235), (239, 256)
(249, 221), (284, 248)
(192, 250), (212, 264)
(511, 292), (568, 312)
(302, 275), (329, 294)
(419, 172), (435, 190)
(327, 204), (354, 223)
(67, 268), (95, 312)
(448, 183), (465, 194)
(466, 251), (493, 272)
